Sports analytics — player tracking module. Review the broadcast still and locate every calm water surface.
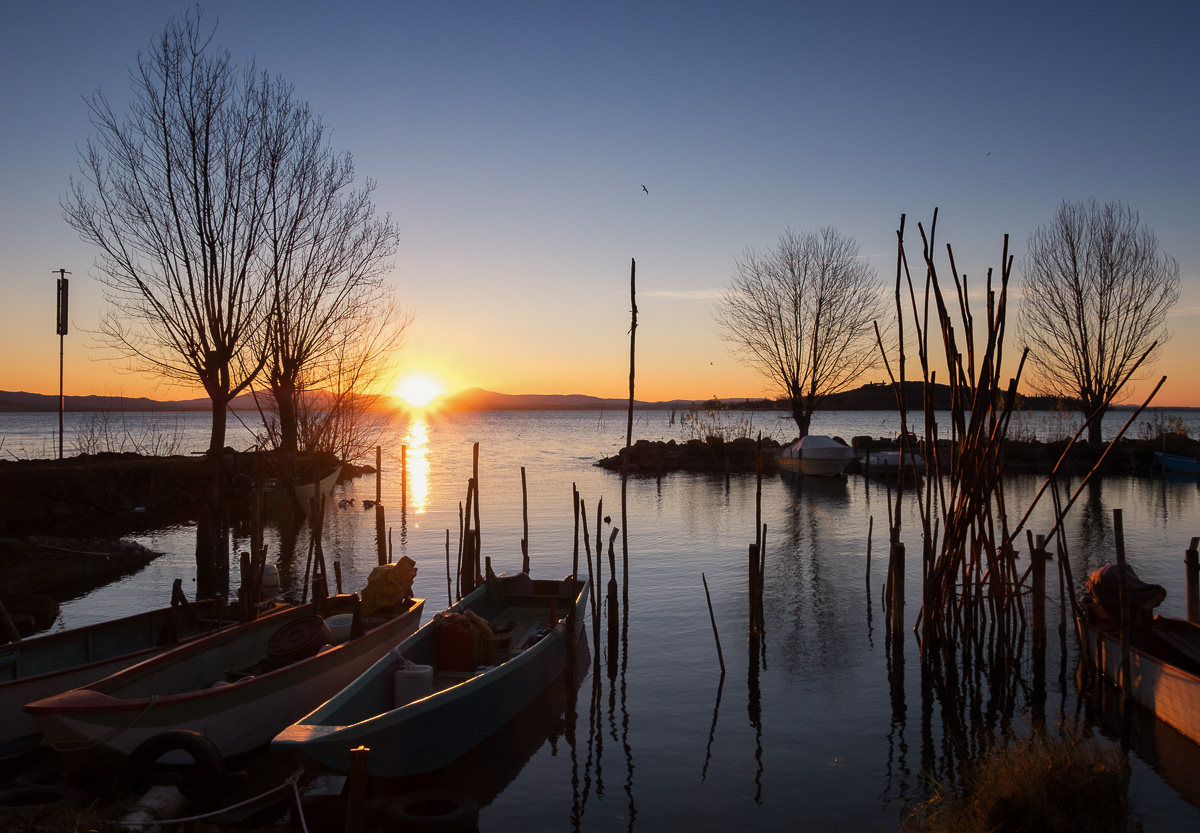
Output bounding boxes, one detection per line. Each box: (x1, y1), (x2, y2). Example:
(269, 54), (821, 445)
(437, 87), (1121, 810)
(6, 409), (1200, 830)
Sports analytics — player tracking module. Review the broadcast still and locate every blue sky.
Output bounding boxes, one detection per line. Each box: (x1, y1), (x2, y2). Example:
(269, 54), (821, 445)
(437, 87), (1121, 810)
(2, 1), (1198, 404)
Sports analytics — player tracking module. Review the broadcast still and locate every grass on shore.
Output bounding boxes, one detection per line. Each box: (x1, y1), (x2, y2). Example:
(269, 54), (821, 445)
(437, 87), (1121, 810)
(900, 724), (1135, 833)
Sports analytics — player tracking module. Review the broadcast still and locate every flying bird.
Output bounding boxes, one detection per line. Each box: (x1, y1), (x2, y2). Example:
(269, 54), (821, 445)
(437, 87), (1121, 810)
(642, 185), (649, 194)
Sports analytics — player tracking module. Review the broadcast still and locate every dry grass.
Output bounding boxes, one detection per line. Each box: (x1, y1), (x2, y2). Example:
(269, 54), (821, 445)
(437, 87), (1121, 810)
(901, 725), (1134, 833)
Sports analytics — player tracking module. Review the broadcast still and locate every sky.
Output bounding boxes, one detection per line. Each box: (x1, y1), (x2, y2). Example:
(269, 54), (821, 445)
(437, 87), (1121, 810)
(2, 1), (1198, 406)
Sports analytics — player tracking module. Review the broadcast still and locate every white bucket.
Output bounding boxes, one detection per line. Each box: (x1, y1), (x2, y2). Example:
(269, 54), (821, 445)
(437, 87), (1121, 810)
(325, 613), (355, 644)
(394, 662), (434, 708)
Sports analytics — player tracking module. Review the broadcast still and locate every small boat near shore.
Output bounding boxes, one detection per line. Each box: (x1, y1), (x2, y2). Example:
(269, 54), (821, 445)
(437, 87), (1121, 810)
(778, 435), (856, 478)
(859, 449), (926, 478)
(261, 465), (342, 515)
(0, 595), (243, 759)
(273, 571), (587, 777)
(26, 567), (424, 761)
(1154, 451), (1199, 476)
(1077, 565), (1200, 745)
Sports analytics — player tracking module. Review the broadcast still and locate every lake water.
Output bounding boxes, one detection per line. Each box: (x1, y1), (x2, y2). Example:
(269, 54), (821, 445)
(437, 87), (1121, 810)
(5, 408), (1200, 830)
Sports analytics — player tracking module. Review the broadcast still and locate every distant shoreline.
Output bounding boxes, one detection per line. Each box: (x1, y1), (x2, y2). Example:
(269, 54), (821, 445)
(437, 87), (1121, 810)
(1, 385), (1196, 414)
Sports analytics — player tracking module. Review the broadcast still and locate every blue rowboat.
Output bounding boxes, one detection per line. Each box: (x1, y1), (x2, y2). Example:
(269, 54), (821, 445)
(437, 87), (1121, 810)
(272, 572), (588, 777)
(1154, 452), (1199, 476)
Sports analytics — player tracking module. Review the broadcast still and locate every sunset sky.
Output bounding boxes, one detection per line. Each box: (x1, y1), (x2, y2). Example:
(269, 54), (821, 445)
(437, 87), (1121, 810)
(2, 2), (1198, 406)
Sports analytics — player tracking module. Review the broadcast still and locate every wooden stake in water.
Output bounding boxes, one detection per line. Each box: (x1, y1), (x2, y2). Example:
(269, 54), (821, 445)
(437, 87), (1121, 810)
(1186, 536), (1200, 624)
(521, 466), (530, 574)
(1113, 508), (1131, 701)
(702, 572), (725, 674)
(621, 258), (637, 602)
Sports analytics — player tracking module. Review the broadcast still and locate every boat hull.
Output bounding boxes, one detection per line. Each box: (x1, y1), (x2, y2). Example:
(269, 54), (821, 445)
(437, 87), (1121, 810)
(1154, 452), (1199, 476)
(274, 574), (587, 777)
(1078, 615), (1200, 745)
(0, 600), (240, 759)
(778, 435), (856, 477)
(26, 597), (423, 759)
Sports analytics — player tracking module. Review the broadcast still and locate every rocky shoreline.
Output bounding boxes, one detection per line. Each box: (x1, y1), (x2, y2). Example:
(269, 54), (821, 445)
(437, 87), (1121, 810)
(597, 433), (1196, 478)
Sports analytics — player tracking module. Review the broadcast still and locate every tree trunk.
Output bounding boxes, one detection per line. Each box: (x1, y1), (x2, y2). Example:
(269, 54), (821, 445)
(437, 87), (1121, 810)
(791, 400), (811, 438)
(1085, 404), (1107, 450)
(274, 382), (299, 454)
(208, 397), (228, 454)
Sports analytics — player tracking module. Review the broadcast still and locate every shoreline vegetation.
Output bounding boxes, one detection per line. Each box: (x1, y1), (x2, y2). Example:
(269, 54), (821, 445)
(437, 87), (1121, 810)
(4, 382), (1199, 414)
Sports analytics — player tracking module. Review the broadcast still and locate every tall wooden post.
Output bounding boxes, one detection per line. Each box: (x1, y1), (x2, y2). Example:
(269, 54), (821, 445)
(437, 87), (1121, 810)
(54, 269), (70, 460)
(375, 446), (382, 504)
(1113, 509), (1131, 701)
(521, 467), (530, 574)
(1031, 533), (1047, 642)
(889, 541), (905, 635)
(1186, 537), (1200, 624)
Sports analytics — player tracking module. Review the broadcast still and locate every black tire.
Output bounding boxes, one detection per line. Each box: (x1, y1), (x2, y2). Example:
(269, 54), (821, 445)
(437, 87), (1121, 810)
(383, 789), (479, 833)
(123, 729), (225, 812)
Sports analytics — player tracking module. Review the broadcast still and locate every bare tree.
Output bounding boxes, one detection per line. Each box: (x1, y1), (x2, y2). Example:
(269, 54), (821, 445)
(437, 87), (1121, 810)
(1020, 199), (1179, 448)
(253, 85), (405, 454)
(64, 9), (279, 454)
(255, 288), (409, 463)
(715, 227), (886, 436)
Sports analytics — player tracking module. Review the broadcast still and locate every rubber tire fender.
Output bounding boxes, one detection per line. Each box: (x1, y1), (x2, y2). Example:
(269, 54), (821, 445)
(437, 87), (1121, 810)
(383, 789), (479, 833)
(123, 729), (226, 813)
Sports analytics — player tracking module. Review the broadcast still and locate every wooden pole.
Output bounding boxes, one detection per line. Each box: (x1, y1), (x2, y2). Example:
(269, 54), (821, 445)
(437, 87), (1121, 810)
(472, 444), (481, 583)
(621, 258), (636, 602)
(607, 527), (619, 678)
(890, 541), (905, 635)
(445, 529), (452, 606)
(1031, 532), (1046, 643)
(375, 445), (382, 504)
(521, 466), (530, 574)
(345, 746), (370, 833)
(748, 543), (759, 634)
(375, 503), (387, 567)
(572, 485), (580, 586)
(702, 573), (725, 674)
(1113, 508), (1131, 701)
(1186, 536), (1200, 624)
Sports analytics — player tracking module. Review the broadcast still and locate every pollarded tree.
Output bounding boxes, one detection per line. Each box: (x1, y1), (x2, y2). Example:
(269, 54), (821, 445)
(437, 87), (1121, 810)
(715, 227), (886, 437)
(253, 83), (405, 455)
(1020, 199), (1180, 449)
(64, 9), (280, 454)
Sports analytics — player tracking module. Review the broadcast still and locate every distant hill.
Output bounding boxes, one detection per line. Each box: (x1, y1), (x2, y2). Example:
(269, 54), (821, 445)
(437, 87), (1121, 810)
(0, 384), (1143, 414)
(0, 390), (260, 413)
(434, 388), (765, 412)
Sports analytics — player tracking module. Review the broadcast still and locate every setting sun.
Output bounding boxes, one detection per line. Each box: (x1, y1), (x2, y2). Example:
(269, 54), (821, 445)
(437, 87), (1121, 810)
(393, 374), (443, 408)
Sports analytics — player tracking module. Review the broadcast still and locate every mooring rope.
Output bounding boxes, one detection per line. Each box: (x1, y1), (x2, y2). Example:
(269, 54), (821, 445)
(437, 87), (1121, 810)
(116, 767), (307, 828)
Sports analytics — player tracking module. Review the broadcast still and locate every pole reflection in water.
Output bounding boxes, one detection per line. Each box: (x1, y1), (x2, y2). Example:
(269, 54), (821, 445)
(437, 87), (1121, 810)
(398, 415), (431, 516)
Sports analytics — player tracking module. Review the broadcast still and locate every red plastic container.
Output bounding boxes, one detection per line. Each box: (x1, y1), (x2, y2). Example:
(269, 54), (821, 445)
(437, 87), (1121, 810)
(436, 617), (476, 671)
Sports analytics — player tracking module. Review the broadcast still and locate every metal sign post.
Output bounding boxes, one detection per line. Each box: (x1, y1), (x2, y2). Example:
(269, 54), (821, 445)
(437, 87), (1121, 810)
(55, 269), (70, 460)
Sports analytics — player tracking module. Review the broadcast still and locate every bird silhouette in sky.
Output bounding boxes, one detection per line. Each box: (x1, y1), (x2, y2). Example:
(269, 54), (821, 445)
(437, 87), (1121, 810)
(642, 185), (649, 194)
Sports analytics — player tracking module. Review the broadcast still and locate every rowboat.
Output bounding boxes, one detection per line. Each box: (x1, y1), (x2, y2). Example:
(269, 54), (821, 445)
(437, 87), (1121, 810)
(1077, 565), (1200, 745)
(261, 466), (342, 515)
(26, 572), (424, 760)
(0, 597), (243, 759)
(859, 449), (925, 477)
(778, 435), (856, 477)
(1154, 452), (1199, 476)
(272, 572), (587, 777)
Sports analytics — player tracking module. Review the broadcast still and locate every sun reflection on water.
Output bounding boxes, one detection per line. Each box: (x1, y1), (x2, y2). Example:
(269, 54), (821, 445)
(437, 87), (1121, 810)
(401, 415), (431, 514)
